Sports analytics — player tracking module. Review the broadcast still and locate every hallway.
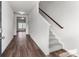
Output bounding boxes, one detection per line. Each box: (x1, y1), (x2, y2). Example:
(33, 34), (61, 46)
(0, 1), (79, 57)
(1, 32), (45, 57)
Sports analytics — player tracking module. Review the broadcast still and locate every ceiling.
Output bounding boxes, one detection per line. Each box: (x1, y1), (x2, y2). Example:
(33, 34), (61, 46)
(8, 1), (38, 15)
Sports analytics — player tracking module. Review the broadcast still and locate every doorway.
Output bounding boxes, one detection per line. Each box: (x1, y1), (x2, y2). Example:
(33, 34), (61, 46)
(17, 17), (26, 32)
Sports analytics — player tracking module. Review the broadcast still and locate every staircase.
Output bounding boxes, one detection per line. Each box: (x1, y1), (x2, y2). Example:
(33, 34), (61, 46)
(39, 8), (78, 57)
(39, 8), (63, 53)
(49, 30), (63, 53)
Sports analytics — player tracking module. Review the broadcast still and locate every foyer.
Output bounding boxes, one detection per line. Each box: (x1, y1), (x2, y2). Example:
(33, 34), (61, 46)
(0, 1), (79, 57)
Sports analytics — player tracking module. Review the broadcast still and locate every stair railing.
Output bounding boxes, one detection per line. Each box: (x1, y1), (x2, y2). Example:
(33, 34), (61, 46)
(39, 8), (63, 29)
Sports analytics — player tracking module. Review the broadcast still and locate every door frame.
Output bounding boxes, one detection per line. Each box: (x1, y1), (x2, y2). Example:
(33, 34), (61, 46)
(17, 17), (26, 32)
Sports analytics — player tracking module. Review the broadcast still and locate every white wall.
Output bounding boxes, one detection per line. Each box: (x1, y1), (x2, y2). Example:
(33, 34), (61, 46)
(28, 2), (50, 55)
(40, 1), (79, 55)
(2, 1), (14, 53)
(14, 14), (28, 35)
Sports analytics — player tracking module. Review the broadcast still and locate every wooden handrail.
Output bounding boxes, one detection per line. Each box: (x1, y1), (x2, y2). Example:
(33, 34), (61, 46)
(39, 8), (63, 29)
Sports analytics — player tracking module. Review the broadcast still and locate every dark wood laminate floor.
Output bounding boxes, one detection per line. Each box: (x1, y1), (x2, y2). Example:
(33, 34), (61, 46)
(1, 32), (45, 57)
(1, 32), (76, 57)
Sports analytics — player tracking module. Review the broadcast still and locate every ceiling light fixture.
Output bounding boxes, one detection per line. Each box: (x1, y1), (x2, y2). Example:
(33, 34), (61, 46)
(18, 11), (25, 15)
